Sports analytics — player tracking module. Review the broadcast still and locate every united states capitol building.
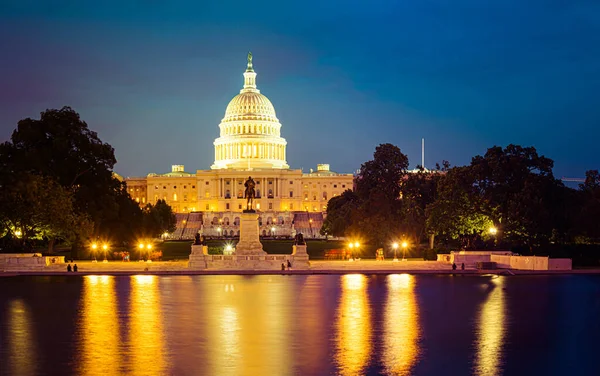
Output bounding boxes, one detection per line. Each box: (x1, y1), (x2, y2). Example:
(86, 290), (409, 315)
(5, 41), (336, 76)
(123, 54), (354, 239)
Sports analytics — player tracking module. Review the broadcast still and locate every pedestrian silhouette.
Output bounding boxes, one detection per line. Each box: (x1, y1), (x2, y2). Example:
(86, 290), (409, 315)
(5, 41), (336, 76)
(67, 264), (72, 272)
(281, 263), (285, 271)
(287, 260), (292, 270)
(461, 263), (465, 270)
(73, 264), (78, 272)
(452, 263), (457, 270)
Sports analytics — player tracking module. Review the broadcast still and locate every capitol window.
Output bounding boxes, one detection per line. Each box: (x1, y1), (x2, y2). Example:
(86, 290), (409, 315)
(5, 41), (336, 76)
(173, 186), (177, 189)
(154, 185), (158, 189)
(289, 181), (293, 184)
(289, 191), (293, 198)
(205, 181), (209, 185)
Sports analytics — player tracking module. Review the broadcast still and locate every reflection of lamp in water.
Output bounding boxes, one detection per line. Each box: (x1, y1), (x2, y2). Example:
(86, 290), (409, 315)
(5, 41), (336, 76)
(384, 274), (420, 375)
(336, 274), (371, 376)
(474, 277), (506, 376)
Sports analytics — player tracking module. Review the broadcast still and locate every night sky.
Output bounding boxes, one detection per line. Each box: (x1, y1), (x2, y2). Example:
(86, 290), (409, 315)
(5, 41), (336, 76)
(1, 0), (599, 179)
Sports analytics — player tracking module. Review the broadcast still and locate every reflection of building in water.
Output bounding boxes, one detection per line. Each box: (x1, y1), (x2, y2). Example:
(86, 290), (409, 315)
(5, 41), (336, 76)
(335, 274), (371, 376)
(79, 276), (119, 376)
(204, 276), (292, 376)
(384, 274), (421, 375)
(474, 277), (507, 376)
(130, 275), (168, 375)
(121, 54), (354, 239)
(7, 299), (37, 375)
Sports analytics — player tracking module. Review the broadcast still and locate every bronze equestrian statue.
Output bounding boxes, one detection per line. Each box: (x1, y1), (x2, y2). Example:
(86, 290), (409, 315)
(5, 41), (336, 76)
(244, 176), (256, 211)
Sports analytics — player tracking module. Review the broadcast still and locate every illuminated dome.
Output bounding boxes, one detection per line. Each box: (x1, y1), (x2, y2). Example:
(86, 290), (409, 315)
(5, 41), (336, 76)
(212, 53), (289, 170)
(223, 92), (278, 122)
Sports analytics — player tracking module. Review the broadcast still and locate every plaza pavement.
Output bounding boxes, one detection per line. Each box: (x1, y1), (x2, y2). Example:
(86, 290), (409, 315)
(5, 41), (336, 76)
(3, 259), (596, 276)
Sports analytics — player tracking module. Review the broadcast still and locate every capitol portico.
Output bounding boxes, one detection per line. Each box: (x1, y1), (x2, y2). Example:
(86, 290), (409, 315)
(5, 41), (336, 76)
(124, 53), (354, 239)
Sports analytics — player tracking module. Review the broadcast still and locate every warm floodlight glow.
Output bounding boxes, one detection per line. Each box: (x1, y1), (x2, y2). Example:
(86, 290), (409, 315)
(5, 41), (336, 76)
(402, 241), (408, 249)
(392, 242), (398, 250)
(102, 244), (108, 250)
(348, 243), (354, 249)
(271, 226), (276, 232)
(225, 245), (232, 251)
(146, 244), (153, 250)
(354, 242), (360, 248)
(14, 230), (22, 237)
(138, 243), (145, 249)
(489, 227), (498, 235)
(91, 243), (98, 250)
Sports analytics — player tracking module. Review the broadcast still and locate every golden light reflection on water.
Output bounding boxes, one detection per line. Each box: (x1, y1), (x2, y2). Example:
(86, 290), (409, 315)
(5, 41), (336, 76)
(130, 275), (168, 375)
(335, 274), (371, 376)
(80, 275), (119, 376)
(8, 299), (36, 376)
(384, 274), (421, 376)
(205, 276), (292, 376)
(474, 277), (507, 376)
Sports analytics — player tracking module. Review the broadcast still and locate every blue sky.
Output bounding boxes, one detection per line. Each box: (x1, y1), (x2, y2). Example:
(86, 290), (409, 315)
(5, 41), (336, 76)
(1, 0), (599, 179)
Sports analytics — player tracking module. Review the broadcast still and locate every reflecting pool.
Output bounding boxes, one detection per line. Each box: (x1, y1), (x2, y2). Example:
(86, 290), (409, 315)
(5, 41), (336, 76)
(1, 274), (599, 375)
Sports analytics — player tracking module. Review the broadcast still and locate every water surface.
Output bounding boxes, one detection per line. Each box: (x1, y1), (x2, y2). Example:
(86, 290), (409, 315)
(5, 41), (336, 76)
(1, 274), (599, 375)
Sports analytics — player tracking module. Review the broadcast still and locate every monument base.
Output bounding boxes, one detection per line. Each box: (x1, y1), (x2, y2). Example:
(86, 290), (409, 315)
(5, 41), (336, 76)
(235, 212), (266, 256)
(187, 254), (308, 270)
(188, 245), (209, 269)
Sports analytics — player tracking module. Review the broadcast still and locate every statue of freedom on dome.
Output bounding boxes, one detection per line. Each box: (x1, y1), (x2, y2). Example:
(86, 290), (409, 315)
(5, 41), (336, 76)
(244, 176), (256, 212)
(248, 51), (252, 64)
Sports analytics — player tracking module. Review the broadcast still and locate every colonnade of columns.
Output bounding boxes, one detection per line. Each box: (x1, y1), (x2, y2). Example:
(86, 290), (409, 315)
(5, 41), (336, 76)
(215, 142), (286, 161)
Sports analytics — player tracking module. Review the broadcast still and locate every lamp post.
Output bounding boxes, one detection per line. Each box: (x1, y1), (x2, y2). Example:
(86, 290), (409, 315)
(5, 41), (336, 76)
(102, 243), (109, 263)
(392, 242), (399, 262)
(401, 241), (408, 261)
(217, 226), (222, 238)
(91, 243), (98, 262)
(354, 242), (360, 261)
(489, 226), (498, 248)
(348, 242), (354, 261)
(271, 226), (276, 237)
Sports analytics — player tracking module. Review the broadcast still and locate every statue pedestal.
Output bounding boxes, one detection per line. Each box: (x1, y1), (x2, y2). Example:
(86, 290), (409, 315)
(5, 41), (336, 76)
(191, 245), (208, 255)
(292, 244), (309, 268)
(188, 245), (209, 269)
(235, 212), (266, 256)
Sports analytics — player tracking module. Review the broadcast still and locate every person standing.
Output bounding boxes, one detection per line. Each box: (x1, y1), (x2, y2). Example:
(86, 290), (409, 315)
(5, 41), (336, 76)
(73, 264), (78, 272)
(67, 264), (72, 272)
(287, 260), (292, 270)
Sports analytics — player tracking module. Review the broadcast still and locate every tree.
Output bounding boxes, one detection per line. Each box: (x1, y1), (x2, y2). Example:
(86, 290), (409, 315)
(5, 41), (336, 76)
(0, 174), (92, 252)
(576, 170), (600, 242)
(425, 166), (493, 248)
(354, 144), (409, 246)
(142, 200), (177, 238)
(0, 107), (142, 256)
(320, 190), (360, 237)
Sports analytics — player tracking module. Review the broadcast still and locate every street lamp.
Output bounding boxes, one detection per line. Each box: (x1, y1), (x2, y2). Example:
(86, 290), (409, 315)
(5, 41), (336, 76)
(271, 226), (276, 237)
(91, 242), (98, 262)
(489, 226), (498, 235)
(348, 242), (354, 261)
(401, 241), (408, 261)
(392, 242), (399, 262)
(102, 243), (109, 263)
(217, 226), (222, 237)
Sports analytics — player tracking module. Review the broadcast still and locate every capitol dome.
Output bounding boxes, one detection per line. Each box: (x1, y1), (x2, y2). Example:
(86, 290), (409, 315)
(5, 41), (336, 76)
(223, 91), (278, 123)
(212, 53), (289, 170)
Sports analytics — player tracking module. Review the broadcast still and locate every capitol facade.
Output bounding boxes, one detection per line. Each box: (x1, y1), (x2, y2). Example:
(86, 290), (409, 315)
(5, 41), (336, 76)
(124, 54), (354, 239)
